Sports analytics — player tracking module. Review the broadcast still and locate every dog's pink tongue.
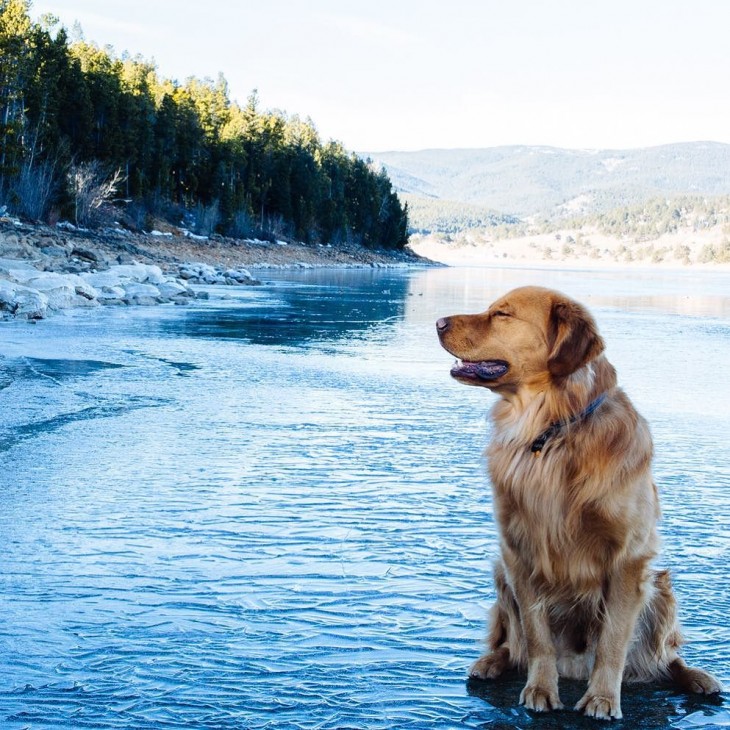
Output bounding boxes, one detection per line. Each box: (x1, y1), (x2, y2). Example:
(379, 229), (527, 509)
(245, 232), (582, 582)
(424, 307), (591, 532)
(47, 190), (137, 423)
(451, 360), (509, 381)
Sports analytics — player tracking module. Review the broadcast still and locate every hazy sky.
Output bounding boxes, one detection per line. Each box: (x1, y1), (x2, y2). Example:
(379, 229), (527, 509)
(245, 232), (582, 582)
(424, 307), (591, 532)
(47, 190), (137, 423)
(31, 0), (730, 152)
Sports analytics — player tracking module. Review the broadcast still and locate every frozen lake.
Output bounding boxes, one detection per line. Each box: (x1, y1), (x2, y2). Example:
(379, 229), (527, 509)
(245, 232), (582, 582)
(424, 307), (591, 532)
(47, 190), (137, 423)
(0, 265), (728, 728)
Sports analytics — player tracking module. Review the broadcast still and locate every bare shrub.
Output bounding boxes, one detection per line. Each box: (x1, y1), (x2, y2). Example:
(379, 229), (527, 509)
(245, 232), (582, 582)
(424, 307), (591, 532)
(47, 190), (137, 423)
(720, 240), (730, 263)
(261, 213), (292, 242)
(673, 244), (691, 265)
(226, 208), (256, 239)
(11, 159), (59, 221)
(144, 195), (187, 231)
(224, 208), (293, 242)
(68, 161), (125, 227)
(698, 244), (716, 263)
(192, 199), (220, 237)
(121, 200), (150, 231)
(700, 240), (730, 264)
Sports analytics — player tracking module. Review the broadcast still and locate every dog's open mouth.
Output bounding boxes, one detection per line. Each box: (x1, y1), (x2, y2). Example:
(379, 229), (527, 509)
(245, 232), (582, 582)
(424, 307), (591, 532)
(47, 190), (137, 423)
(450, 359), (509, 381)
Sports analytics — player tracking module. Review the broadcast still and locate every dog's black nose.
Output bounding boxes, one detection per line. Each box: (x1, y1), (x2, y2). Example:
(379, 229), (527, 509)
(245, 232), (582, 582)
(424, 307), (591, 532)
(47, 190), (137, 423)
(436, 317), (450, 334)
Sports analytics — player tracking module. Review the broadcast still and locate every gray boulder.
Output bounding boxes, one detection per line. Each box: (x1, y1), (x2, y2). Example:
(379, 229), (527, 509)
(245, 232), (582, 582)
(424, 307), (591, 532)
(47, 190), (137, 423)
(122, 282), (161, 301)
(178, 261), (261, 285)
(23, 272), (100, 310)
(157, 280), (193, 298)
(82, 263), (166, 288)
(96, 285), (126, 304)
(0, 279), (49, 319)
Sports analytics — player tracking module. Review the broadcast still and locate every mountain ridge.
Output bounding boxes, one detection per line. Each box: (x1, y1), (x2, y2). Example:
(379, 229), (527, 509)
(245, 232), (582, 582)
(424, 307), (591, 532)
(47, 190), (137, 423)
(364, 141), (730, 221)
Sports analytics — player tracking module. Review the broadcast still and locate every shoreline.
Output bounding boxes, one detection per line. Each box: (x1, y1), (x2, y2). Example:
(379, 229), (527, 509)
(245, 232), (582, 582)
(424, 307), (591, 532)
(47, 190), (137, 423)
(3, 218), (730, 320)
(408, 227), (730, 273)
(0, 219), (430, 272)
(0, 219), (433, 320)
(5, 218), (730, 276)
(407, 254), (730, 275)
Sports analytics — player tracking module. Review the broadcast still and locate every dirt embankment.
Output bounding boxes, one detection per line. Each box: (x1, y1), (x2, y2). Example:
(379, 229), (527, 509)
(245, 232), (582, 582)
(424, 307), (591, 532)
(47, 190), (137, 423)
(0, 219), (430, 274)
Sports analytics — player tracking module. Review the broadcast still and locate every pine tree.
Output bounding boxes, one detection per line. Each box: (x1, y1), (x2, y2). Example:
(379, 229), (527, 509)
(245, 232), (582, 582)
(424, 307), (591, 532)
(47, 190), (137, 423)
(0, 7), (409, 245)
(0, 0), (33, 191)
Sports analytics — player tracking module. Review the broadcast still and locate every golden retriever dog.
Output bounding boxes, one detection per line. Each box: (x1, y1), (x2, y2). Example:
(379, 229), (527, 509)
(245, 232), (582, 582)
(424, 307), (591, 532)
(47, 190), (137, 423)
(436, 286), (721, 720)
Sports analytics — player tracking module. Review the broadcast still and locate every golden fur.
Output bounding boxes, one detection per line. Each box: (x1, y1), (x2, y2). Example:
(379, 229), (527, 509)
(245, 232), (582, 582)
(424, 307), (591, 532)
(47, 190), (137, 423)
(436, 286), (721, 720)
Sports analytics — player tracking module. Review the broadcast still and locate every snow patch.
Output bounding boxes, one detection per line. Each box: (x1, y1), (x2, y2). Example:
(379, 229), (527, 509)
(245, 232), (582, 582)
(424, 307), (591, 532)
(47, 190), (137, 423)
(556, 193), (595, 215)
(601, 157), (625, 172)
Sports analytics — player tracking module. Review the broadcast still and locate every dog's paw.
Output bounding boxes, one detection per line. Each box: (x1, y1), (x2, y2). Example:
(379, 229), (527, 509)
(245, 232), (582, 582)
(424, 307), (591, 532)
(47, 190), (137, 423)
(519, 683), (563, 712)
(469, 649), (509, 680)
(681, 667), (723, 695)
(670, 659), (723, 695)
(575, 690), (622, 720)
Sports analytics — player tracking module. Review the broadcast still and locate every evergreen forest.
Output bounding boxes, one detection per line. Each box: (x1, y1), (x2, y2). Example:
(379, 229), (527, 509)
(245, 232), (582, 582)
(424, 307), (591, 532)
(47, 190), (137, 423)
(0, 0), (409, 249)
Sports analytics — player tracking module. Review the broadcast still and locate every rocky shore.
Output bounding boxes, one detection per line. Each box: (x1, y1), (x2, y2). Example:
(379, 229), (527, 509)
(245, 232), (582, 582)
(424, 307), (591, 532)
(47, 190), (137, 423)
(0, 218), (428, 320)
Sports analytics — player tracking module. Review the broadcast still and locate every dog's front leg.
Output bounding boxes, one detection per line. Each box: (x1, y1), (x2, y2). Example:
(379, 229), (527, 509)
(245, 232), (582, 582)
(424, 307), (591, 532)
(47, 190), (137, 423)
(512, 579), (563, 712)
(575, 560), (647, 720)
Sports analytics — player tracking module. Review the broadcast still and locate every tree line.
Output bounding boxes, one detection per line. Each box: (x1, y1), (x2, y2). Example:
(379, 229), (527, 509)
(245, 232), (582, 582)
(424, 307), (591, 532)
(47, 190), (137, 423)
(445, 194), (730, 243)
(562, 195), (730, 239)
(0, 0), (408, 248)
(400, 193), (519, 234)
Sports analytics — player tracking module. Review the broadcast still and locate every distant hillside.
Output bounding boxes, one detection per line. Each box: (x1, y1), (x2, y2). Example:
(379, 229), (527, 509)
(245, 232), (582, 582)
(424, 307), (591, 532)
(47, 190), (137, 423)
(365, 143), (730, 225)
(408, 194), (730, 268)
(399, 194), (518, 234)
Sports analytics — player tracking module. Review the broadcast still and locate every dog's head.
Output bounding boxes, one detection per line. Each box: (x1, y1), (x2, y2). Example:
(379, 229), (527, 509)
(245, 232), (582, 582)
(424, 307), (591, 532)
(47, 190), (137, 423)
(436, 286), (605, 392)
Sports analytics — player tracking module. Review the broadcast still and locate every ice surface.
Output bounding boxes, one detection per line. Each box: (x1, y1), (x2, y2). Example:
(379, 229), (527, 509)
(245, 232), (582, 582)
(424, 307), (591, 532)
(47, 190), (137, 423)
(0, 267), (728, 728)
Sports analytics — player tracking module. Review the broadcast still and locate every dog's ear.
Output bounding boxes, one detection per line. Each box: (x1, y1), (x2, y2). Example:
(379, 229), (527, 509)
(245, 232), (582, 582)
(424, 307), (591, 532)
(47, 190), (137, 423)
(548, 299), (605, 378)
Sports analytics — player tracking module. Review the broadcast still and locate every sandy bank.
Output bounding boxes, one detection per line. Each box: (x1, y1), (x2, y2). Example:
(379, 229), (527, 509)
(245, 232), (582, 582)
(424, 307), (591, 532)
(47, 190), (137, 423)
(409, 226), (730, 272)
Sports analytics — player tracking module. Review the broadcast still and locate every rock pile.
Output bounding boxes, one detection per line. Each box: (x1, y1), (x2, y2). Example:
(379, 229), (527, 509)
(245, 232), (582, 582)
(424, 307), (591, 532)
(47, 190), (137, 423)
(177, 262), (260, 286)
(0, 219), (265, 320)
(0, 261), (262, 322)
(0, 259), (199, 320)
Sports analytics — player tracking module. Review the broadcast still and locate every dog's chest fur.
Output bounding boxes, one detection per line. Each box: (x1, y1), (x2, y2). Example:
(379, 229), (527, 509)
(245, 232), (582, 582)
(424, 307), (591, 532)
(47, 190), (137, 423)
(487, 433), (630, 598)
